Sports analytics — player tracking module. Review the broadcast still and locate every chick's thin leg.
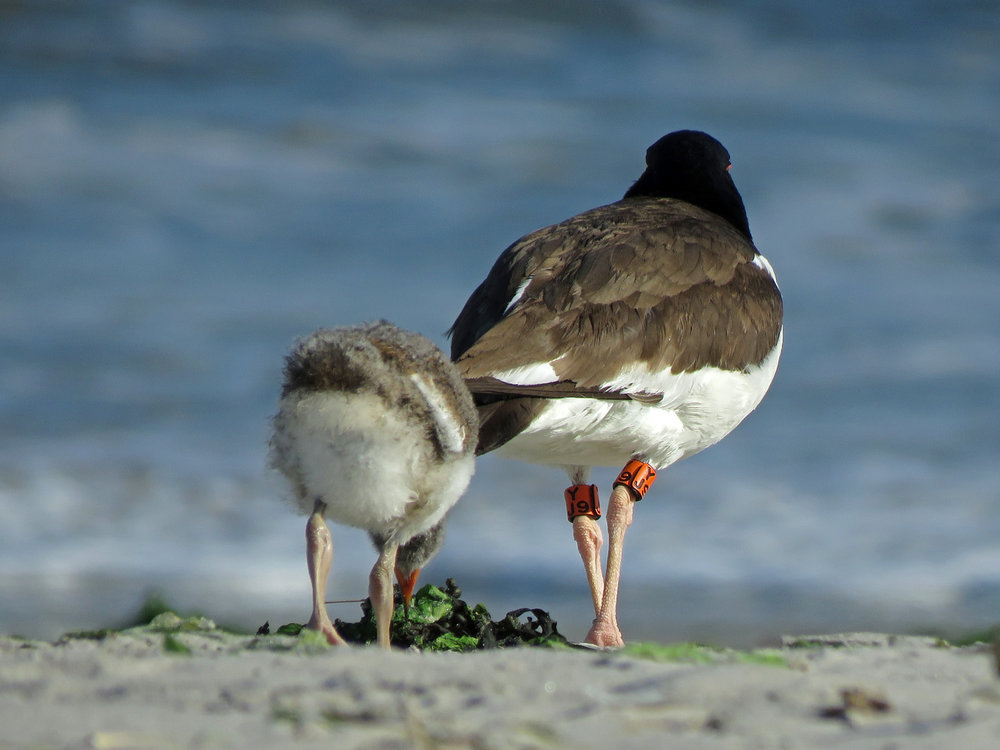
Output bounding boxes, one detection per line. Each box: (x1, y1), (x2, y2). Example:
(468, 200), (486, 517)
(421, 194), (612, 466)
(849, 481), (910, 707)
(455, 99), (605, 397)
(306, 500), (347, 645)
(369, 541), (400, 650)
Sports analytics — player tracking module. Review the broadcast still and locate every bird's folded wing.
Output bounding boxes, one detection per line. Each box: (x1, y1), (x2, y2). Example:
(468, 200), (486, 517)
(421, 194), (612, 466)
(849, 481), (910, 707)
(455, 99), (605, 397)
(450, 199), (779, 385)
(464, 377), (663, 404)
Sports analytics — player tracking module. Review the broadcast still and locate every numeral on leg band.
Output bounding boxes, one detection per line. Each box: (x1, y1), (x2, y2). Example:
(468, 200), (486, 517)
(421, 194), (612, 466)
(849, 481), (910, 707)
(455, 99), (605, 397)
(613, 460), (657, 500)
(565, 484), (601, 521)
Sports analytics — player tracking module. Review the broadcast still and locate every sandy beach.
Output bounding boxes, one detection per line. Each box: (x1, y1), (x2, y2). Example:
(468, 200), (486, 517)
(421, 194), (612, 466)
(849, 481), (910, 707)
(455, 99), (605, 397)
(2, 617), (999, 749)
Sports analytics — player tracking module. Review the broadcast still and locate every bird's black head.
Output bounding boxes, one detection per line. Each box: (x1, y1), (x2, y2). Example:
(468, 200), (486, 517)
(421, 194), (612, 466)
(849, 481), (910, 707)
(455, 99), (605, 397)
(624, 130), (752, 241)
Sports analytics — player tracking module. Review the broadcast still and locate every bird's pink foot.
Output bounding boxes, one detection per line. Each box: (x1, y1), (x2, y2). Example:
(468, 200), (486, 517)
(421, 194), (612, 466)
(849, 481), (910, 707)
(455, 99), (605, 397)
(307, 612), (347, 646)
(584, 617), (625, 649)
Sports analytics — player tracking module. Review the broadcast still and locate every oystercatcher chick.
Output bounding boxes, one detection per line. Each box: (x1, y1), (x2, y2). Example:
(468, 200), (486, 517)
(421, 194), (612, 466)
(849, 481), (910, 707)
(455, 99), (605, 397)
(270, 321), (478, 648)
(449, 130), (783, 648)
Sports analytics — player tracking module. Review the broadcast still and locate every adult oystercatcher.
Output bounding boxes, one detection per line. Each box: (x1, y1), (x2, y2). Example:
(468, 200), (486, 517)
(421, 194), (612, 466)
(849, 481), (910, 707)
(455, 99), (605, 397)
(270, 321), (478, 648)
(449, 130), (783, 648)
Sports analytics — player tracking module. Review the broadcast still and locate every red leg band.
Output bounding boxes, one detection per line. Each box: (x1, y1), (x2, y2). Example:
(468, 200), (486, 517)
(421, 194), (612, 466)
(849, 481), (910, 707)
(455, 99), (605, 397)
(565, 484), (601, 521)
(613, 459), (657, 500)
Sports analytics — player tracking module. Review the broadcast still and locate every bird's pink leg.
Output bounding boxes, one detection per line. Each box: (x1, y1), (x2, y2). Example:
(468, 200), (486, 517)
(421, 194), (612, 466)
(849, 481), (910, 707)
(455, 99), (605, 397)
(584, 484), (632, 648)
(572, 515), (605, 615)
(585, 460), (657, 648)
(565, 481), (605, 615)
(369, 541), (399, 650)
(305, 500), (347, 645)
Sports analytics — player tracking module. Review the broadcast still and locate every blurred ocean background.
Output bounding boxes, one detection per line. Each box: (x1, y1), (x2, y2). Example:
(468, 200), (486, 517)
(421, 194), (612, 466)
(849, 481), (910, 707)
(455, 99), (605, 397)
(1, 0), (998, 646)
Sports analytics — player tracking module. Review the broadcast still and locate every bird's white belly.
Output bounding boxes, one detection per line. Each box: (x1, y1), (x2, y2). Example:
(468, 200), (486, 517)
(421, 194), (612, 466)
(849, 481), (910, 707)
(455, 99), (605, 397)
(272, 391), (473, 542)
(496, 332), (782, 470)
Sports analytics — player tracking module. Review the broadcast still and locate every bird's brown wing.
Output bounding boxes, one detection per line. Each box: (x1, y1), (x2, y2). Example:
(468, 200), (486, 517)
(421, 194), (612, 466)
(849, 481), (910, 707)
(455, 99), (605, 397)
(450, 198), (782, 386)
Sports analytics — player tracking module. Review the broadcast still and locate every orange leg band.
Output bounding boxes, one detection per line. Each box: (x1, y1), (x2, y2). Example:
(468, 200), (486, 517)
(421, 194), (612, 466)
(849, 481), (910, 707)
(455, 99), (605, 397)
(565, 484), (601, 521)
(613, 459), (657, 500)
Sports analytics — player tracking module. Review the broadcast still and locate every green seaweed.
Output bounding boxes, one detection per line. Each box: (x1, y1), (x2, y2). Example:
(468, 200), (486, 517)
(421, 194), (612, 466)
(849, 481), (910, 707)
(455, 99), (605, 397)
(327, 578), (569, 651)
(60, 628), (116, 642)
(930, 625), (1000, 648)
(45, 578), (802, 663)
(623, 642), (725, 664)
(59, 610), (217, 644)
(118, 592), (253, 635)
(428, 632), (479, 651)
(142, 611), (217, 633)
(42, 578), (555, 655)
(126, 593), (174, 627)
(163, 633), (192, 655)
(293, 627), (332, 654)
(784, 637), (841, 649)
(402, 584), (454, 624)
(623, 641), (787, 667)
(271, 702), (304, 728)
(736, 648), (787, 666)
